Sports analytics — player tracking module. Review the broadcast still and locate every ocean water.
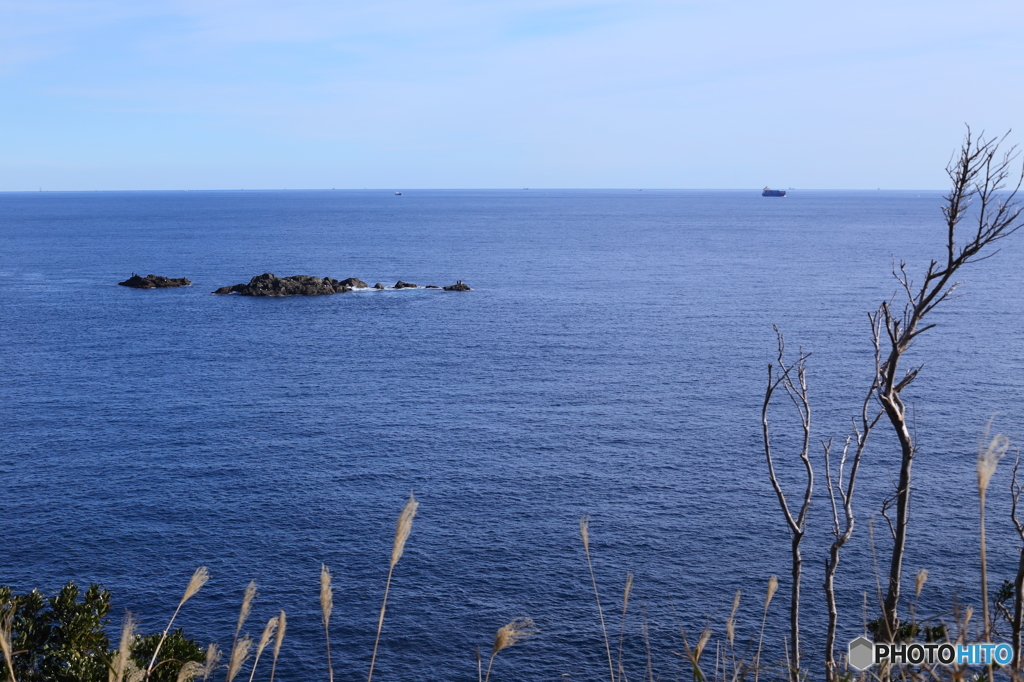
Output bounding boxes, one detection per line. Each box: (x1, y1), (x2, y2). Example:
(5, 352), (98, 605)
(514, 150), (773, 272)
(2, 189), (1024, 680)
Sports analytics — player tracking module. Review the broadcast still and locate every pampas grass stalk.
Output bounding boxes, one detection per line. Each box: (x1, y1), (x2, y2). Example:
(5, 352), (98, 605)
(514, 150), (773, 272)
(754, 576), (778, 682)
(175, 662), (203, 682)
(111, 610), (137, 682)
(226, 636), (251, 682)
(246, 616), (278, 682)
(321, 564), (334, 682)
(726, 589), (741, 647)
(580, 516), (615, 682)
(978, 424), (1009, 642)
(368, 493), (419, 682)
(124, 661), (144, 682)
(145, 567), (209, 681)
(616, 573), (634, 682)
(641, 612), (654, 682)
(483, 618), (538, 682)
(0, 609), (16, 682)
(678, 625), (711, 680)
(269, 611), (286, 682)
(475, 646), (483, 682)
(225, 582), (257, 682)
(915, 569), (928, 599)
(200, 643), (220, 682)
(232, 581), (257, 655)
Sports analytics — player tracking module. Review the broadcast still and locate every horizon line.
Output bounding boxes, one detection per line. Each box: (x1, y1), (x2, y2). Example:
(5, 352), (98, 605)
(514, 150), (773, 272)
(0, 187), (950, 193)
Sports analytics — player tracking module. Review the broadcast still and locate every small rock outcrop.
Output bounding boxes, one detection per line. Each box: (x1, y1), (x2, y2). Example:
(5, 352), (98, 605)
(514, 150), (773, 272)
(373, 283), (385, 289)
(443, 281), (472, 291)
(212, 273), (353, 296)
(340, 277), (368, 289)
(425, 285), (440, 289)
(394, 281), (418, 289)
(119, 274), (191, 288)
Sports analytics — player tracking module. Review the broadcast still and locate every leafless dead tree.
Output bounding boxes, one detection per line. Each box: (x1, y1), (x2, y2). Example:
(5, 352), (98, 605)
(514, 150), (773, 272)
(873, 128), (1024, 641)
(822, 322), (883, 682)
(761, 327), (812, 682)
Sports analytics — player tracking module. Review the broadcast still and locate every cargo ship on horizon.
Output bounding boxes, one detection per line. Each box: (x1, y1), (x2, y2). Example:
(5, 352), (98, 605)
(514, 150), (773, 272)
(762, 187), (786, 197)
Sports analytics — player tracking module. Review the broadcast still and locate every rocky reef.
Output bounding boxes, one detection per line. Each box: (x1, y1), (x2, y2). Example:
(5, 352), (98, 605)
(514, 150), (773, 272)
(213, 273), (472, 296)
(119, 274), (192, 288)
(213, 273), (353, 296)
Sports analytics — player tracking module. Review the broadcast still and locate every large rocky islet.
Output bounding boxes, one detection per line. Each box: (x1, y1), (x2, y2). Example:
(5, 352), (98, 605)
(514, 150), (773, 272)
(120, 272), (471, 296)
(211, 273), (472, 296)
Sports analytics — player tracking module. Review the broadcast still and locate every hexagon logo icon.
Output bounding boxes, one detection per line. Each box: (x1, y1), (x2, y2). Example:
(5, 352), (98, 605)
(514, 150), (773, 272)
(848, 636), (874, 671)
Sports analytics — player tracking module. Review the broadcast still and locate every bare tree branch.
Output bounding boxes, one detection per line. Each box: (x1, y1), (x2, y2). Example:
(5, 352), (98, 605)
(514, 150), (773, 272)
(876, 127), (1024, 641)
(822, 314), (884, 681)
(762, 326), (812, 682)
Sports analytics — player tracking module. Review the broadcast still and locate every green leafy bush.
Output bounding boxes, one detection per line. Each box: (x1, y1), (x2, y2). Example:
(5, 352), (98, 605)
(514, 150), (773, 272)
(0, 583), (204, 682)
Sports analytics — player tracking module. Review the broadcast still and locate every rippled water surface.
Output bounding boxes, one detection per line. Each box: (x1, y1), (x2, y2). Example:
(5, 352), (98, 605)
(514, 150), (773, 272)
(3, 189), (1024, 680)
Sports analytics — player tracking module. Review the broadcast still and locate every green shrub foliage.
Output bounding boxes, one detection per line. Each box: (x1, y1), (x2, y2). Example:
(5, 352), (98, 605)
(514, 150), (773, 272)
(0, 583), (204, 682)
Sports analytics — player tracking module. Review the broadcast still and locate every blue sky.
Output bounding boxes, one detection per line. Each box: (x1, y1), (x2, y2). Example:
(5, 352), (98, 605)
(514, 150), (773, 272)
(2, 0), (1023, 190)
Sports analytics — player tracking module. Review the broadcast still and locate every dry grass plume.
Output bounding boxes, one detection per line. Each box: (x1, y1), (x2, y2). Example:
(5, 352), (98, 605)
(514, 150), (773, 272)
(145, 567), (209, 681)
(580, 516), (615, 682)
(617, 573), (634, 682)
(199, 643), (220, 682)
(246, 616), (279, 682)
(754, 576), (778, 682)
(484, 617), (538, 682)
(0, 608), (15, 682)
(368, 493), (419, 682)
(226, 635), (252, 682)
(111, 610), (137, 682)
(321, 564), (334, 682)
(269, 610), (286, 682)
(977, 423), (1009, 642)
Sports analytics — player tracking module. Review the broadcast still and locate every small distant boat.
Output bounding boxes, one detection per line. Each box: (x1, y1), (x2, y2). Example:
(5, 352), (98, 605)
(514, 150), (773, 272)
(762, 187), (786, 197)
(395, 191), (402, 195)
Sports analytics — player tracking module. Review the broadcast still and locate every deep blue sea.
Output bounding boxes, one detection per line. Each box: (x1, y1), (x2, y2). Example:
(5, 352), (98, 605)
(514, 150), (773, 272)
(3, 189), (1024, 680)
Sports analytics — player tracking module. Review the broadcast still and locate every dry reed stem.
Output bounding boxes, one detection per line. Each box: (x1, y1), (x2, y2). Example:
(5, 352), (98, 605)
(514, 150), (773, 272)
(484, 618), (538, 682)
(146, 567), (210, 681)
(0, 608), (15, 682)
(368, 493), (419, 682)
(475, 646), (482, 682)
(226, 635), (252, 682)
(617, 573), (634, 682)
(269, 611), (286, 682)
(200, 643), (220, 682)
(580, 516), (615, 682)
(754, 576), (778, 682)
(321, 564), (334, 682)
(246, 616), (278, 682)
(111, 610), (137, 682)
